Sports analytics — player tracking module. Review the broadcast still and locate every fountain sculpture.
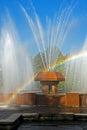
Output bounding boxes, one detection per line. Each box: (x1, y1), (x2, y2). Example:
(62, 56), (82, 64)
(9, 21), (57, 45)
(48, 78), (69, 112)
(0, 3), (87, 108)
(35, 71), (65, 94)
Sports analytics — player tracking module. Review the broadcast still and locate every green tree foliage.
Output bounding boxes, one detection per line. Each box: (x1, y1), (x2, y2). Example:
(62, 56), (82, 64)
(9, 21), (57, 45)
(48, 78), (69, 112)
(33, 46), (63, 73)
(32, 52), (45, 73)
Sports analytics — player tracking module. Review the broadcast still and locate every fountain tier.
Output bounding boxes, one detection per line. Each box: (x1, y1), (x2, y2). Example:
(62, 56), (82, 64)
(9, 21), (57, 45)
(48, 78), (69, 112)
(35, 71), (65, 94)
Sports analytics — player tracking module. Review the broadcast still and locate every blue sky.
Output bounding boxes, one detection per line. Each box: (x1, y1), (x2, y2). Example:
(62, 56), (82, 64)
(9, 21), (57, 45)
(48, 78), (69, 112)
(0, 0), (87, 56)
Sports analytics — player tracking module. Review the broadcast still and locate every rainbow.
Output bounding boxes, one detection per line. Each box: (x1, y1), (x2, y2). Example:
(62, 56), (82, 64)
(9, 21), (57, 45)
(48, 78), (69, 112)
(5, 50), (87, 105)
(51, 50), (87, 70)
(5, 73), (38, 105)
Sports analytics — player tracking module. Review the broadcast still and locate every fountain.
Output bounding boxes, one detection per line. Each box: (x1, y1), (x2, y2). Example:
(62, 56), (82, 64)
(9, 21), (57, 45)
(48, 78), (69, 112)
(18, 5), (81, 107)
(0, 2), (87, 108)
(20, 5), (87, 107)
(0, 3), (73, 106)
